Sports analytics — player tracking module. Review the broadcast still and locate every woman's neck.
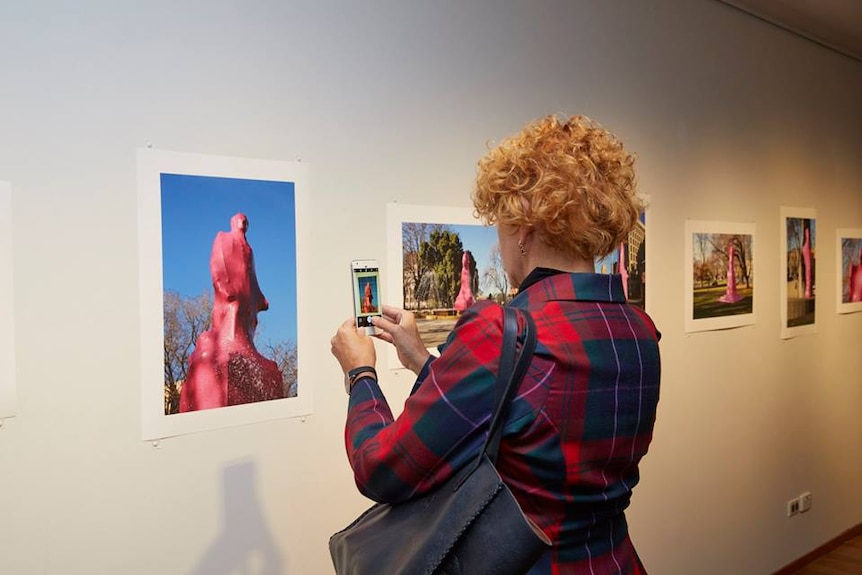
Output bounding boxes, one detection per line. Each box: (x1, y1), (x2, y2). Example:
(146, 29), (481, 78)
(527, 250), (594, 275)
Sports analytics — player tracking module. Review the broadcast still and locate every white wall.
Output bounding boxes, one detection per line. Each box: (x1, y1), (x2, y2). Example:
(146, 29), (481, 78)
(0, 1), (860, 573)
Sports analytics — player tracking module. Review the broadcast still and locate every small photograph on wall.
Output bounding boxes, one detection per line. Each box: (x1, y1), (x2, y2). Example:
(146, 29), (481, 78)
(837, 228), (862, 314)
(780, 207), (817, 339)
(595, 211), (646, 310)
(0, 182), (16, 419)
(386, 203), (504, 368)
(138, 150), (311, 440)
(684, 220), (756, 333)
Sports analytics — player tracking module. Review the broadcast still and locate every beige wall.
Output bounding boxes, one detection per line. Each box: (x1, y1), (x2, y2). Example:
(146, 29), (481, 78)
(0, 1), (860, 573)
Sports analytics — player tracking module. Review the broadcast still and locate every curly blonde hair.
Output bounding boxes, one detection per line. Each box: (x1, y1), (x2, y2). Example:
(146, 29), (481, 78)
(473, 114), (643, 260)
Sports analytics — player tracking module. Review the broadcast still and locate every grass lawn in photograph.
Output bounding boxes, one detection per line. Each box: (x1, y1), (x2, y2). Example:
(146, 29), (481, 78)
(693, 285), (754, 319)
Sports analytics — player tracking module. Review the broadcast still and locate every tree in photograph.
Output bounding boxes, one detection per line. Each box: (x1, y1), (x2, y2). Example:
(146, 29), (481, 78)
(469, 251), (479, 298)
(402, 222), (446, 309)
(693, 233), (712, 288)
(163, 290), (212, 414)
(263, 340), (298, 398)
(421, 229), (465, 307)
(483, 243), (508, 301)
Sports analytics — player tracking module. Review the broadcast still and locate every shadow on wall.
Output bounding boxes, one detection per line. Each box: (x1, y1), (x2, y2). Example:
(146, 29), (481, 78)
(190, 459), (285, 574)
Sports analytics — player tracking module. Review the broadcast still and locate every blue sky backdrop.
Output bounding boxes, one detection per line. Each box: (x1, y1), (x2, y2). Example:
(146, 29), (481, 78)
(160, 173), (297, 347)
(440, 223), (498, 295)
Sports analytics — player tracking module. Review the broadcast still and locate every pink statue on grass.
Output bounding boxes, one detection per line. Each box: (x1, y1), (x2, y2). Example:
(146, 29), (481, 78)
(179, 213), (285, 412)
(719, 244), (743, 303)
(454, 250), (475, 312)
(849, 248), (862, 303)
(801, 225), (813, 299)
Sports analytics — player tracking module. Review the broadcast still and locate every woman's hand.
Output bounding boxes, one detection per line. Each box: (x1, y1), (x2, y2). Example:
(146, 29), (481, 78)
(330, 318), (377, 375)
(372, 305), (431, 375)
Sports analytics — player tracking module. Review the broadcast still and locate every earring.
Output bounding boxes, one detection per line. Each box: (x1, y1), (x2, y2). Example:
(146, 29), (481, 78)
(518, 240), (527, 256)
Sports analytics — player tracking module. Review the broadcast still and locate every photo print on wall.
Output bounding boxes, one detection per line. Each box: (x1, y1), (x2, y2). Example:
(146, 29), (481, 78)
(0, 182), (16, 419)
(386, 203), (507, 369)
(138, 149), (311, 440)
(780, 207), (817, 339)
(595, 210), (646, 311)
(836, 228), (862, 314)
(684, 220), (756, 333)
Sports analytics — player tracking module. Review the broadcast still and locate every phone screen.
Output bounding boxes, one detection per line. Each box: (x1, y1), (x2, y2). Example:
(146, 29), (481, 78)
(351, 261), (382, 332)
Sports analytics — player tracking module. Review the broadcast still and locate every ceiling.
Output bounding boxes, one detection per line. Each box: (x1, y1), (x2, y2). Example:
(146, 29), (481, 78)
(718, 0), (862, 62)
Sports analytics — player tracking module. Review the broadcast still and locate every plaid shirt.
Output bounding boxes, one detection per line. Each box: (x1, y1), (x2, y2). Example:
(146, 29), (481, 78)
(346, 272), (661, 574)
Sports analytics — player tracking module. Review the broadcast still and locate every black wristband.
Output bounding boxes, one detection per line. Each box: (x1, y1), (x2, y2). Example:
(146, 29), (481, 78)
(345, 365), (377, 394)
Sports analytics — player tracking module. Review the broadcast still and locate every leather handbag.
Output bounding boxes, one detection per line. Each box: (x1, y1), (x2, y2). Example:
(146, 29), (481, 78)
(329, 307), (552, 575)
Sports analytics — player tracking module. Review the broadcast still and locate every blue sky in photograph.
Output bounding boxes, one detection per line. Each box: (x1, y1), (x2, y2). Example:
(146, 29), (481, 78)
(595, 249), (621, 274)
(160, 174), (297, 346)
(445, 223), (499, 295)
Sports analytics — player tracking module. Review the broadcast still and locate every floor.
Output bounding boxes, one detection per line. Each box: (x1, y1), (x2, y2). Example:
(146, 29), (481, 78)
(792, 535), (862, 574)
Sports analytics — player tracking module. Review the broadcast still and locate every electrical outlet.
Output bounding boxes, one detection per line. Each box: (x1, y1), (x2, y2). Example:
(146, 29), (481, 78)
(799, 491), (812, 513)
(787, 497), (800, 517)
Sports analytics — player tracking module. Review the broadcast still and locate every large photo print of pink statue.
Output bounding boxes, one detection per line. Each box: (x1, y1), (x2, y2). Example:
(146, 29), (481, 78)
(161, 175), (297, 414)
(684, 220), (757, 333)
(386, 204), (506, 366)
(138, 150), (310, 440)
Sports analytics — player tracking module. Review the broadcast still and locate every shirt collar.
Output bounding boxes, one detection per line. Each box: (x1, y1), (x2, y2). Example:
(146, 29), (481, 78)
(511, 268), (627, 305)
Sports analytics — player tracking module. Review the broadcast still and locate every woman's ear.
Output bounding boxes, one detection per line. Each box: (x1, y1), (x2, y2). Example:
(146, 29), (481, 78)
(517, 226), (534, 249)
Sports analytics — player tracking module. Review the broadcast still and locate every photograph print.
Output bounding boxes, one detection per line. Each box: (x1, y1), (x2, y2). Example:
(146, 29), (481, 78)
(138, 149), (310, 440)
(837, 228), (862, 314)
(387, 203), (508, 364)
(685, 220), (756, 333)
(780, 207), (817, 339)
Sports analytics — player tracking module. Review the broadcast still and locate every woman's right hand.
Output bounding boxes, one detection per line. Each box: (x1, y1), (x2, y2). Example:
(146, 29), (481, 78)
(372, 305), (431, 375)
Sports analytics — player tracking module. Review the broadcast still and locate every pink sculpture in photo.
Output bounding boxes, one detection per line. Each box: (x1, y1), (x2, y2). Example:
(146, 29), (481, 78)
(361, 281), (377, 313)
(179, 213), (285, 412)
(849, 247), (862, 303)
(801, 226), (813, 299)
(719, 244), (743, 303)
(618, 242), (629, 299)
(454, 250), (475, 312)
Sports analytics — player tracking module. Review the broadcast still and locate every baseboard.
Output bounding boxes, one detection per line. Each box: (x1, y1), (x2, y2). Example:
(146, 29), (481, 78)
(772, 521), (862, 575)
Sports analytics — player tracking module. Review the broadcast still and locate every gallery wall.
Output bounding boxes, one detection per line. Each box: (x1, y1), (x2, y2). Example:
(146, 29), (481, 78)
(0, 1), (860, 573)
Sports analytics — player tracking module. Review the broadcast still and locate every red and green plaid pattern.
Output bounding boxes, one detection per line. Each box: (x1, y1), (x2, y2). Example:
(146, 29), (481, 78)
(346, 272), (660, 574)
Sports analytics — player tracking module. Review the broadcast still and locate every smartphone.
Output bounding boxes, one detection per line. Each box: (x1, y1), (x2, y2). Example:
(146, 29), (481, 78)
(351, 259), (382, 335)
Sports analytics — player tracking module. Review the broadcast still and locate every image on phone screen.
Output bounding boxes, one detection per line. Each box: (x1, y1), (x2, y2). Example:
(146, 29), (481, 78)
(351, 260), (381, 332)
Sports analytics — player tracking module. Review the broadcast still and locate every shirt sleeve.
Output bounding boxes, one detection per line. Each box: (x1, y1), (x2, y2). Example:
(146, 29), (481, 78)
(344, 300), (505, 503)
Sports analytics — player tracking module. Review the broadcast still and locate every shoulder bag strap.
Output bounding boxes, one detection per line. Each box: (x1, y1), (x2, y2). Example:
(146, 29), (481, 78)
(482, 306), (537, 464)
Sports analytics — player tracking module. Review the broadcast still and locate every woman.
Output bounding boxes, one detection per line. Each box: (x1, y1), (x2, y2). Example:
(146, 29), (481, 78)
(331, 115), (661, 573)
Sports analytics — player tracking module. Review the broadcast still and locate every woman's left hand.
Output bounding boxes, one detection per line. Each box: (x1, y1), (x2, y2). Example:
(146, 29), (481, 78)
(330, 317), (377, 374)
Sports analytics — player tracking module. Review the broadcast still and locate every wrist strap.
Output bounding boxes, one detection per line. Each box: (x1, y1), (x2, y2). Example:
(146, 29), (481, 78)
(346, 365), (377, 395)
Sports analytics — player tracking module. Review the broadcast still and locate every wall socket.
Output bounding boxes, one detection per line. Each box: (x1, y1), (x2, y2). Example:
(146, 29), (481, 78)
(787, 497), (800, 517)
(787, 491), (813, 517)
